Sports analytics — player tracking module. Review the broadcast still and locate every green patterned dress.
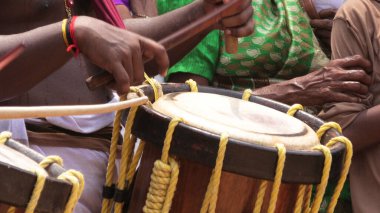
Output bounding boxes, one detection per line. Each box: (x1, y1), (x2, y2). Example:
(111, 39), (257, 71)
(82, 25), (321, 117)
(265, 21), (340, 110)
(157, 0), (328, 90)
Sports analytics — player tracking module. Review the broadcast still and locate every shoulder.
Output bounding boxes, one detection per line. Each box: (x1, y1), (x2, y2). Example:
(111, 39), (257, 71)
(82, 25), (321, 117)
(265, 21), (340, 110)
(336, 0), (379, 21)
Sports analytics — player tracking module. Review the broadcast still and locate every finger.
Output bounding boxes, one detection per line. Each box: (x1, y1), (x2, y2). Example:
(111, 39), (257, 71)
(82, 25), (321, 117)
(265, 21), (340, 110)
(318, 8), (337, 19)
(140, 37), (169, 76)
(109, 63), (130, 95)
(335, 55), (372, 74)
(130, 43), (145, 85)
(329, 92), (364, 103)
(329, 81), (369, 95)
(310, 19), (333, 30)
(220, 4), (253, 28)
(330, 69), (371, 86)
(225, 17), (254, 37)
(221, 0), (251, 17)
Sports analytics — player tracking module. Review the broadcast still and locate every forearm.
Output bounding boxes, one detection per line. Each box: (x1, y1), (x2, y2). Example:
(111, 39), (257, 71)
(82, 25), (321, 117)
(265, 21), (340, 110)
(342, 105), (380, 152)
(123, 0), (208, 40)
(252, 80), (302, 105)
(0, 22), (71, 101)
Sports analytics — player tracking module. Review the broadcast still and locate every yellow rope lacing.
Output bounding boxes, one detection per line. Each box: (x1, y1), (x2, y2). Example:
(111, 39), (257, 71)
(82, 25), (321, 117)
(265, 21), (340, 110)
(325, 137), (352, 213)
(253, 144), (286, 213)
(144, 73), (163, 102)
(287, 104), (304, 116)
(39, 155), (64, 168)
(102, 94), (127, 213)
(39, 156), (84, 213)
(143, 118), (183, 213)
(309, 145), (332, 213)
(200, 133), (228, 213)
(253, 180), (268, 213)
(316, 122), (342, 141)
(1, 132), (47, 213)
(242, 89), (253, 101)
(294, 184), (307, 213)
(24, 167), (46, 213)
(7, 207), (16, 213)
(185, 79), (198, 92)
(114, 105), (139, 213)
(303, 185), (313, 213)
(1, 133), (83, 213)
(267, 144), (286, 213)
(126, 140), (146, 184)
(314, 122), (352, 213)
(0, 131), (12, 144)
(58, 170), (85, 213)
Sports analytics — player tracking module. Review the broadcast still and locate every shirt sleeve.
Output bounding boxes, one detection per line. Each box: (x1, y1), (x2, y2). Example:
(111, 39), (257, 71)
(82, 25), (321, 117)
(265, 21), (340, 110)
(318, 11), (372, 128)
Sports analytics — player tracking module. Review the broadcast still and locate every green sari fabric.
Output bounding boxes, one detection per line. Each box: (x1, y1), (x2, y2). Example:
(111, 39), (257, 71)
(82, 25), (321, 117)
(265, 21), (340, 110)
(157, 0), (220, 81)
(158, 0), (328, 89)
(215, 0), (328, 90)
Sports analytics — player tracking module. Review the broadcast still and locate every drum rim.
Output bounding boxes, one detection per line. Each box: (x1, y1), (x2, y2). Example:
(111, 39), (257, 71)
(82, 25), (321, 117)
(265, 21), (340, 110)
(130, 83), (345, 184)
(0, 139), (73, 212)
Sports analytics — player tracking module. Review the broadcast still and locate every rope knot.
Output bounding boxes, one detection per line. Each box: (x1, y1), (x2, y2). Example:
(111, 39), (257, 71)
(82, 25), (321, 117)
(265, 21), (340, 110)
(0, 131), (12, 144)
(143, 158), (179, 213)
(287, 104), (304, 116)
(185, 79), (198, 92)
(242, 89), (253, 101)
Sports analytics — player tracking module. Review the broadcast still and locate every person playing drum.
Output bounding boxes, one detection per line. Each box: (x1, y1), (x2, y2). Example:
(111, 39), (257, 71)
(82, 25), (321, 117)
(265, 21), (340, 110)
(319, 0), (380, 212)
(0, 0), (253, 212)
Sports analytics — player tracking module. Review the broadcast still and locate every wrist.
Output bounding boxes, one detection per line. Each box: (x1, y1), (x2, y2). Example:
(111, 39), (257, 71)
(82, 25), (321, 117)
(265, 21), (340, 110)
(62, 16), (82, 56)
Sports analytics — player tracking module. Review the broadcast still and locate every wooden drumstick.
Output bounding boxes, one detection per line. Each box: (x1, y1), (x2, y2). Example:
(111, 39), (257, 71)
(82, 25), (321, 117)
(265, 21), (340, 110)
(224, 0), (238, 54)
(86, 0), (241, 90)
(0, 44), (25, 71)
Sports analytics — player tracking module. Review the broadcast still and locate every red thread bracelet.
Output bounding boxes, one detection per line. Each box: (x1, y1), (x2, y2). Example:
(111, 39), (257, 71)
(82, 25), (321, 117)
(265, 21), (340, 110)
(67, 16), (80, 57)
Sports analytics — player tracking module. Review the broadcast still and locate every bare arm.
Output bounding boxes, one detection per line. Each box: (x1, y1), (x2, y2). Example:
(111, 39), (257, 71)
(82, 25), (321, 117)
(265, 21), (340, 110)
(0, 22), (71, 101)
(0, 16), (169, 100)
(251, 56), (371, 106)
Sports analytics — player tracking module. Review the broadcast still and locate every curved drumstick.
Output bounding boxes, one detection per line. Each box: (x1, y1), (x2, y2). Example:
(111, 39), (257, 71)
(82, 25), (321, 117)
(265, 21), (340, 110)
(0, 44), (25, 71)
(86, 0), (242, 90)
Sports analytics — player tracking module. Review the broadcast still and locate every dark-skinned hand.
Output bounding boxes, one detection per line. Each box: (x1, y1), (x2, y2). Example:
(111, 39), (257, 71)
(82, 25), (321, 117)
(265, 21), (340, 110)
(288, 55), (372, 106)
(202, 0), (254, 37)
(75, 16), (169, 95)
(310, 8), (337, 53)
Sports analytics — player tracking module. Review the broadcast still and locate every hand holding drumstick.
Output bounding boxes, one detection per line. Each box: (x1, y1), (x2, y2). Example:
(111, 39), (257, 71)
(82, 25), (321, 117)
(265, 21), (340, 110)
(86, 0), (253, 90)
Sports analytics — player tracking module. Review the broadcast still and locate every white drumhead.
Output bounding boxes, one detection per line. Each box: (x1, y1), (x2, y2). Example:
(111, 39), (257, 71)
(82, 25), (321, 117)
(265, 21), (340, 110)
(152, 92), (319, 150)
(0, 145), (48, 175)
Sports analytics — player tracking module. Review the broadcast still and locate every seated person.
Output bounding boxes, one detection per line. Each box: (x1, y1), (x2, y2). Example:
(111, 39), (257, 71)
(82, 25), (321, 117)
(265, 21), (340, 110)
(0, 0), (253, 212)
(155, 0), (370, 108)
(318, 0), (380, 212)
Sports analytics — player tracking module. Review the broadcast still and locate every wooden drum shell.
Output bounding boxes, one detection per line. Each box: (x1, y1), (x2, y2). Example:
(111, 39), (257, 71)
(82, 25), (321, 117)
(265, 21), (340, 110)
(0, 139), (72, 213)
(125, 84), (346, 213)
